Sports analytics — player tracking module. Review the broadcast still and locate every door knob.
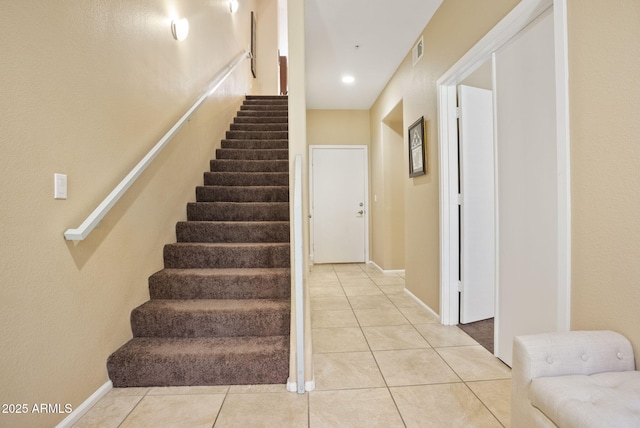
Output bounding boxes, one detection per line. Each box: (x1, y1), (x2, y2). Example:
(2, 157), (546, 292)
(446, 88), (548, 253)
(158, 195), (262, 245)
(357, 210), (364, 215)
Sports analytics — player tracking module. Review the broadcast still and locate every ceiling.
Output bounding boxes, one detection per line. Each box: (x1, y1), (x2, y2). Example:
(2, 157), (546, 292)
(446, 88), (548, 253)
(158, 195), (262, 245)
(304, 0), (443, 110)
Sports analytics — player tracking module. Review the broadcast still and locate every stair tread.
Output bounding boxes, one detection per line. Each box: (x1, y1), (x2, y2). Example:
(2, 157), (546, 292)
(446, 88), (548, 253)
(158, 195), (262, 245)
(166, 242), (289, 248)
(110, 335), (289, 357)
(177, 220), (290, 224)
(152, 267), (290, 276)
(136, 299), (289, 312)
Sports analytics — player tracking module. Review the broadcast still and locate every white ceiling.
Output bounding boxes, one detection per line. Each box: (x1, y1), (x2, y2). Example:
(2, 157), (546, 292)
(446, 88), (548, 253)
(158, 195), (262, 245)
(304, 0), (443, 110)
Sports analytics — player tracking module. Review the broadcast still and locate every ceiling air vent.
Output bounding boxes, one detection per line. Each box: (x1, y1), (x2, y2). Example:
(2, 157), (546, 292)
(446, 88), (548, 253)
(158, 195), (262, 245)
(412, 36), (424, 66)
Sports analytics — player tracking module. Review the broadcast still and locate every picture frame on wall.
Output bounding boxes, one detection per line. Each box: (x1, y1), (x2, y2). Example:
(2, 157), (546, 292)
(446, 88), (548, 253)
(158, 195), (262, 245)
(250, 11), (257, 78)
(408, 116), (426, 177)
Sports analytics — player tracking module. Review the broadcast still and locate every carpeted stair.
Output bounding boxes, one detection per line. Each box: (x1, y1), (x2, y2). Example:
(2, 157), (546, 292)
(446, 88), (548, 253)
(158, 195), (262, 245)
(107, 96), (291, 387)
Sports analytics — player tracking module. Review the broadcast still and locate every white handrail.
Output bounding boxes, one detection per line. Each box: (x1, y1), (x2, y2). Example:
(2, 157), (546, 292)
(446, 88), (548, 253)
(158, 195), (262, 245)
(293, 154), (305, 393)
(64, 50), (250, 241)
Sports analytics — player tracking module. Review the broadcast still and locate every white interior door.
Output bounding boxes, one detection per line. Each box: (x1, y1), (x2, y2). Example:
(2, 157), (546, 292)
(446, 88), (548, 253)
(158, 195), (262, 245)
(458, 85), (496, 324)
(494, 8), (558, 366)
(311, 146), (367, 264)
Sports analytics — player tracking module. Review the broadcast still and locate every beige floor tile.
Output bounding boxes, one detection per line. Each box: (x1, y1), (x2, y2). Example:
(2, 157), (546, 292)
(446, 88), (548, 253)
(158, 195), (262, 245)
(353, 307), (409, 326)
(310, 264), (336, 272)
(119, 394), (224, 428)
(347, 295), (395, 309)
(314, 352), (386, 390)
(373, 349), (460, 386)
(308, 280), (341, 290)
(372, 277), (405, 286)
(414, 323), (478, 347)
(227, 384), (289, 394)
(467, 379), (512, 427)
(311, 296), (351, 311)
(214, 392), (308, 428)
(397, 306), (439, 324)
(361, 266), (401, 278)
(362, 325), (430, 350)
(337, 271), (370, 281)
(390, 384), (503, 428)
(339, 278), (376, 287)
(378, 285), (405, 295)
(72, 395), (143, 428)
(308, 271), (339, 282)
(106, 387), (149, 397)
(312, 327), (370, 353)
(436, 345), (511, 381)
(312, 309), (359, 328)
(147, 385), (229, 395)
(309, 388), (404, 428)
(309, 285), (345, 298)
(386, 293), (420, 307)
(332, 264), (365, 272)
(342, 285), (383, 296)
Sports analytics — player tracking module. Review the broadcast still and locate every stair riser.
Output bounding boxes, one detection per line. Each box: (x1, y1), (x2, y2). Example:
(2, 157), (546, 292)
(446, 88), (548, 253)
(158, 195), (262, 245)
(236, 110), (288, 117)
(164, 244), (290, 269)
(216, 149), (288, 160)
(240, 105), (288, 111)
(210, 160), (288, 172)
(187, 203), (289, 221)
(106, 337), (289, 387)
(176, 222), (290, 243)
(196, 186), (289, 202)
(149, 270), (291, 300)
(246, 95), (287, 100)
(234, 116), (288, 124)
(131, 307), (290, 338)
(204, 172), (288, 187)
(221, 140), (288, 150)
(230, 123), (288, 132)
(243, 99), (288, 105)
(226, 131), (288, 140)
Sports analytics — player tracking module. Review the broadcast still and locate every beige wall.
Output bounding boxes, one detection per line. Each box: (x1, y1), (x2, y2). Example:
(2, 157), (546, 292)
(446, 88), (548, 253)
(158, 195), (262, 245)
(254, 0), (280, 95)
(0, 1), (275, 426)
(369, 0), (520, 311)
(306, 110), (370, 146)
(568, 0), (640, 365)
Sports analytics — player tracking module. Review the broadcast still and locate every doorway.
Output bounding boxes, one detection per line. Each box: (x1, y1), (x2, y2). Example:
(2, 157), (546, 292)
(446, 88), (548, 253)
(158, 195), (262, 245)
(309, 145), (369, 264)
(437, 0), (570, 366)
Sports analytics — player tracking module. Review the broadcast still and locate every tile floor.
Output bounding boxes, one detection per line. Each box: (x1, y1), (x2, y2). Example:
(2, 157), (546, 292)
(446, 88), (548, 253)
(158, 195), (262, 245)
(72, 263), (512, 427)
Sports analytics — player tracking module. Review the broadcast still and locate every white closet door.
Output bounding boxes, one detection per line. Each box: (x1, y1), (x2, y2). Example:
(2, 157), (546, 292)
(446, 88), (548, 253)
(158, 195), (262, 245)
(459, 85), (496, 324)
(494, 8), (558, 366)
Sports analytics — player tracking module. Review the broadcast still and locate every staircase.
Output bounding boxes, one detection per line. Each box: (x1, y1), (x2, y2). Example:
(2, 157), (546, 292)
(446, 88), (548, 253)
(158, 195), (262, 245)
(107, 96), (291, 387)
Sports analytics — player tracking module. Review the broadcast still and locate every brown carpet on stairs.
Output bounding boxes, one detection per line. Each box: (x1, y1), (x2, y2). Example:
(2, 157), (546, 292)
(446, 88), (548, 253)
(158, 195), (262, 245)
(107, 96), (291, 387)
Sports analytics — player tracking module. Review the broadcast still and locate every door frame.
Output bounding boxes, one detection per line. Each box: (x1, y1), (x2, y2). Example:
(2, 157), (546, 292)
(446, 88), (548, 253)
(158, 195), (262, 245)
(436, 0), (571, 343)
(308, 145), (370, 264)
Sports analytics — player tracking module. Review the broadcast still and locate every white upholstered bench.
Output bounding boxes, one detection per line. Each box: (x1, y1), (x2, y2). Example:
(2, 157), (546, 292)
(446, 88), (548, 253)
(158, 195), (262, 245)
(511, 330), (640, 427)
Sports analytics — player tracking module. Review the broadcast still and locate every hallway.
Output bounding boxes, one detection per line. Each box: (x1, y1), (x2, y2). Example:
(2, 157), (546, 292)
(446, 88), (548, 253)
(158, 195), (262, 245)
(72, 263), (511, 427)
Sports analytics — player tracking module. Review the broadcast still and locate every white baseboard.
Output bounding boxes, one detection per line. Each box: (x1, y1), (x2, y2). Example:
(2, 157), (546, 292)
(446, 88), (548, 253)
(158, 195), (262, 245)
(367, 261), (406, 276)
(55, 381), (112, 428)
(404, 288), (441, 322)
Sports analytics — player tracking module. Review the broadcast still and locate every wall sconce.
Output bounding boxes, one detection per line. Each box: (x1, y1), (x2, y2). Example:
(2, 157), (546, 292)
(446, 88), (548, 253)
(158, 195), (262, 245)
(171, 18), (190, 41)
(229, 0), (239, 14)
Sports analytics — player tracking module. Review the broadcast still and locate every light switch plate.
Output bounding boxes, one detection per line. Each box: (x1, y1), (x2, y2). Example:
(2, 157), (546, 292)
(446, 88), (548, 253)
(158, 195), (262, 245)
(54, 173), (67, 199)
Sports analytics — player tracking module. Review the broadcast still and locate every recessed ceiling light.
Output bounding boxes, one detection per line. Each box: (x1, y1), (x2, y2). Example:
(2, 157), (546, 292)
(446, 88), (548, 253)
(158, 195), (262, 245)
(342, 75), (355, 84)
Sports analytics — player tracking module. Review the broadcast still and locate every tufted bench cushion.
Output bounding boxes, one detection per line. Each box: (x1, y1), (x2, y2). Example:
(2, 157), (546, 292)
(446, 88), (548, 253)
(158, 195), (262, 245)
(512, 331), (638, 428)
(530, 371), (640, 428)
